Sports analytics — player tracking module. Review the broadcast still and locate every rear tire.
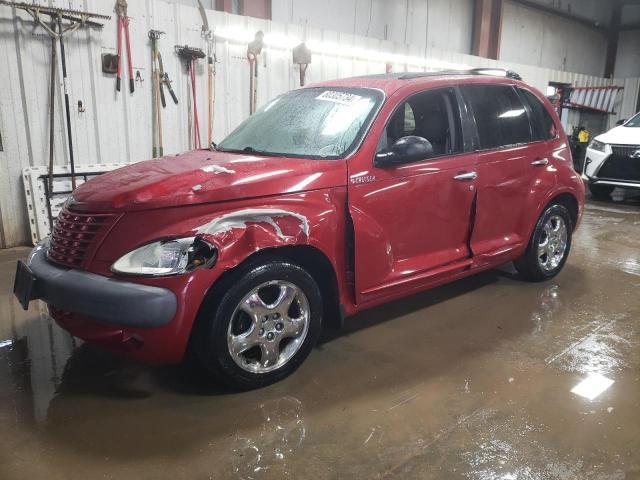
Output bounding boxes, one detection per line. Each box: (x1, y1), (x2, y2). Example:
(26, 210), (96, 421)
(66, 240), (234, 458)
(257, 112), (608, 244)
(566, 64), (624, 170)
(195, 258), (323, 390)
(514, 204), (572, 282)
(588, 183), (614, 199)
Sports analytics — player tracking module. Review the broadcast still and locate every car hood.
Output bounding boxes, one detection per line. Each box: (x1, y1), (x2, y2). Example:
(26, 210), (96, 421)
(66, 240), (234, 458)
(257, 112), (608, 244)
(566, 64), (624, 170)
(71, 150), (347, 211)
(596, 125), (640, 145)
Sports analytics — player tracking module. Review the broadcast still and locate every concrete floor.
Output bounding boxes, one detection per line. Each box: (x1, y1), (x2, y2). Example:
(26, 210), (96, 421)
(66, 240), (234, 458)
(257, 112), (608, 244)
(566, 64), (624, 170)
(1, 193), (639, 480)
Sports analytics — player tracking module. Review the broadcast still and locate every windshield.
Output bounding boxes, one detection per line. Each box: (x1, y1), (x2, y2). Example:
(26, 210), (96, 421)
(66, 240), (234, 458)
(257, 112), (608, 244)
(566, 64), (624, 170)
(218, 87), (383, 159)
(624, 112), (640, 127)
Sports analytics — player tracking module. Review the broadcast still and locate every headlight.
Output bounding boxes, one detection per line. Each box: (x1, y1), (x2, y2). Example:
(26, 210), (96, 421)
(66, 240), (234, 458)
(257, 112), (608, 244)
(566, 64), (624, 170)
(588, 139), (606, 152)
(111, 237), (217, 276)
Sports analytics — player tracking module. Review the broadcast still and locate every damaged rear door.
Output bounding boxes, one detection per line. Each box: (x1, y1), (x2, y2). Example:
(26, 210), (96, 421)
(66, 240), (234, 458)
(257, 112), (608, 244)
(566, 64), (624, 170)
(348, 86), (478, 305)
(460, 84), (541, 265)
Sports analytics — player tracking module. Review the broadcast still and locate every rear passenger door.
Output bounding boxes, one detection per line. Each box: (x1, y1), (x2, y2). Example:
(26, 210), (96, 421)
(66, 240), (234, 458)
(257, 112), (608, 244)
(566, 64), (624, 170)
(461, 84), (539, 263)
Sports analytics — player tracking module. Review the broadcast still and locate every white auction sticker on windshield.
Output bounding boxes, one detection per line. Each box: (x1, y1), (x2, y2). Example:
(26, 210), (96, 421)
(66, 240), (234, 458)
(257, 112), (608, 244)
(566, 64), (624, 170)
(316, 90), (362, 105)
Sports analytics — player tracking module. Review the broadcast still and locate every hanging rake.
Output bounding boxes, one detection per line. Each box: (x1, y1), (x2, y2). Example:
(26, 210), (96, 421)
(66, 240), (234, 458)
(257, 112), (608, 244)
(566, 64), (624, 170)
(149, 30), (165, 157)
(176, 45), (205, 150)
(0, 1), (109, 193)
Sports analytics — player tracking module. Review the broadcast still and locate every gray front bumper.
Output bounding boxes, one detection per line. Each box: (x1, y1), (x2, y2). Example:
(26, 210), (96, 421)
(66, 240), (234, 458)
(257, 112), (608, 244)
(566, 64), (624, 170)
(25, 242), (177, 328)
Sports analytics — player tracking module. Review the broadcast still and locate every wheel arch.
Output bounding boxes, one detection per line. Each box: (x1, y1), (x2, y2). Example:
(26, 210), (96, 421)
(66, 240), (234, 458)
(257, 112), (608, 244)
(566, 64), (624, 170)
(193, 244), (343, 340)
(547, 192), (579, 231)
(519, 189), (580, 259)
(247, 245), (343, 329)
(514, 191), (577, 282)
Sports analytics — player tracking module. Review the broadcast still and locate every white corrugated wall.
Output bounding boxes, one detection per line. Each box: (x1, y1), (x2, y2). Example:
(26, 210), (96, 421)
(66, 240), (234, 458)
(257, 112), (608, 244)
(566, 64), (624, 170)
(0, 0), (638, 248)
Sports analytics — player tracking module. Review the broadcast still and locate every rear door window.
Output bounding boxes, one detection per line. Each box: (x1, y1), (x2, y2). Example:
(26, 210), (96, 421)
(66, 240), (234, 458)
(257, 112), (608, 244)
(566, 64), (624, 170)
(518, 88), (557, 141)
(462, 84), (532, 149)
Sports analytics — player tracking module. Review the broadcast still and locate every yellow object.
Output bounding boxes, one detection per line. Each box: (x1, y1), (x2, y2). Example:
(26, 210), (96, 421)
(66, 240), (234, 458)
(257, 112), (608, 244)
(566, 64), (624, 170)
(578, 129), (589, 143)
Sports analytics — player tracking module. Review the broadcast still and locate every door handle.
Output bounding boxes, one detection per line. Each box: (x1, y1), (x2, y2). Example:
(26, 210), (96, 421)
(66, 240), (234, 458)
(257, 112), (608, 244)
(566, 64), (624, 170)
(453, 171), (477, 181)
(531, 158), (549, 166)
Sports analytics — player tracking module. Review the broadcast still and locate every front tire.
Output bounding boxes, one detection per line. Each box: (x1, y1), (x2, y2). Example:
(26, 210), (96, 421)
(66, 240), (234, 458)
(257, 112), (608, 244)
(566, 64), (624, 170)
(588, 183), (614, 199)
(514, 204), (572, 282)
(196, 258), (323, 390)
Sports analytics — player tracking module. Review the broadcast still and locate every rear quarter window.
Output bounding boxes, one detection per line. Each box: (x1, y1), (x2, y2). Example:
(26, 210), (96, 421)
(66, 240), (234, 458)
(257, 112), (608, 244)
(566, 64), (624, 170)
(462, 84), (532, 150)
(518, 88), (557, 141)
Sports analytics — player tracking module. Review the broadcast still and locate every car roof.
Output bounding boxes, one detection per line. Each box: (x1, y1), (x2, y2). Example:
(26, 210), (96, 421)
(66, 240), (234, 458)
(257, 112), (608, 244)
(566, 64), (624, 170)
(307, 69), (529, 97)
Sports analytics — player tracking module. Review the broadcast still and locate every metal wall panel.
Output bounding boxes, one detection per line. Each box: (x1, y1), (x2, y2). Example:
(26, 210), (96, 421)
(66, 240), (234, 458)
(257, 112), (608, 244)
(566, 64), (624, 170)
(614, 30), (640, 79)
(273, 0), (475, 56)
(609, 77), (640, 129)
(0, 0), (637, 248)
(501, 0), (608, 77)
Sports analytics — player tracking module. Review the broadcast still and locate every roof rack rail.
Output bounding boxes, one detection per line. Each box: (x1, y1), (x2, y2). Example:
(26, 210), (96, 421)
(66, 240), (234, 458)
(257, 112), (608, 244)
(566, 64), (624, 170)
(467, 68), (522, 80)
(397, 68), (522, 81)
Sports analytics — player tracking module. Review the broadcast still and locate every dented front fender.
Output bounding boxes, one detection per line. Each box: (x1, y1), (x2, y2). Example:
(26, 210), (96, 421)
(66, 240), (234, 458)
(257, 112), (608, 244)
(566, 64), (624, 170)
(83, 188), (350, 362)
(95, 190), (344, 266)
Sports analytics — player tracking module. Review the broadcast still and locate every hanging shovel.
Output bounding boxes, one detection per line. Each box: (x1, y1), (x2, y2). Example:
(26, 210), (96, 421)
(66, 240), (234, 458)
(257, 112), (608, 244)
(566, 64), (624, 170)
(292, 42), (311, 87)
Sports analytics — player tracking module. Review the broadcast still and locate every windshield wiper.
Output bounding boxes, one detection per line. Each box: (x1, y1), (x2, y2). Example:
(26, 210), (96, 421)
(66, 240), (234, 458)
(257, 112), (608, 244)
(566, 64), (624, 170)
(217, 146), (284, 157)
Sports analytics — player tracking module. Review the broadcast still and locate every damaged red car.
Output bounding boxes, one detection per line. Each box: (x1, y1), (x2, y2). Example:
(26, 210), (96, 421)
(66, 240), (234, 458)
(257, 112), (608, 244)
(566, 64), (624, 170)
(14, 70), (584, 389)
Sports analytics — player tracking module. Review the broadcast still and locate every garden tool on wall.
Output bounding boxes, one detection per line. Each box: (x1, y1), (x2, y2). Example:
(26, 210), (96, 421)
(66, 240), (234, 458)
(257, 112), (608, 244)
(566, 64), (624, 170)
(159, 55), (179, 106)
(0, 1), (109, 193)
(292, 42), (311, 87)
(47, 21), (58, 192)
(115, 0), (134, 93)
(176, 45), (205, 149)
(149, 30), (164, 157)
(247, 30), (264, 114)
(157, 51), (167, 108)
(197, 0), (217, 147)
(56, 15), (76, 188)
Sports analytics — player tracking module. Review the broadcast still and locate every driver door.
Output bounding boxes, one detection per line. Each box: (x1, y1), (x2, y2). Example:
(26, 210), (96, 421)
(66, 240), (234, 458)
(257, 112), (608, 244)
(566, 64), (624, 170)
(348, 87), (478, 305)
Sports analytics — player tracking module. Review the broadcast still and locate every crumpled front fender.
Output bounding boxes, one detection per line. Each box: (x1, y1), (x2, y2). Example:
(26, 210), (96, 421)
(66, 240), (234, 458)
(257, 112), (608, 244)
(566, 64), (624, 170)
(85, 188), (349, 363)
(197, 208), (313, 269)
(95, 189), (346, 269)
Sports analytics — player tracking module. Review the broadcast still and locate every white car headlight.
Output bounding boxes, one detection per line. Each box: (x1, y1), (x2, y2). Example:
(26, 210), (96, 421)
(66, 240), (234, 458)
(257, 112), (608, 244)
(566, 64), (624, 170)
(111, 237), (217, 276)
(588, 139), (606, 152)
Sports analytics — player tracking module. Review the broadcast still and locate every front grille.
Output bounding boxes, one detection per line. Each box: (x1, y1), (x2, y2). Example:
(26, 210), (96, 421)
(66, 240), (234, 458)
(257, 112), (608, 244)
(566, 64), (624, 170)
(597, 155), (640, 182)
(47, 207), (116, 268)
(610, 144), (640, 157)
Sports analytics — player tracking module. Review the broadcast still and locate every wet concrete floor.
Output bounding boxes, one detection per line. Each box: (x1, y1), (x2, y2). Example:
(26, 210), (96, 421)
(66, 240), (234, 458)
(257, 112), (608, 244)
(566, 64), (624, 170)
(1, 193), (639, 479)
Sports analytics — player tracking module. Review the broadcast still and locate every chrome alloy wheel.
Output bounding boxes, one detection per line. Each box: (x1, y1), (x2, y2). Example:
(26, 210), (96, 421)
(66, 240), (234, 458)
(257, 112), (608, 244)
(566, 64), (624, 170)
(227, 281), (310, 374)
(537, 214), (568, 272)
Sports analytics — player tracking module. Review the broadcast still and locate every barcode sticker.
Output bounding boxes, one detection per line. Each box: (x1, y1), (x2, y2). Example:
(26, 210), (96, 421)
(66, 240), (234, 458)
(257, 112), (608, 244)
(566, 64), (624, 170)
(316, 90), (362, 105)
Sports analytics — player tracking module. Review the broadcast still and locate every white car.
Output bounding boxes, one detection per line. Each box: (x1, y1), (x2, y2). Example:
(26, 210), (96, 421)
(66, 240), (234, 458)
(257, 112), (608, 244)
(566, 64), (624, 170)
(583, 111), (640, 198)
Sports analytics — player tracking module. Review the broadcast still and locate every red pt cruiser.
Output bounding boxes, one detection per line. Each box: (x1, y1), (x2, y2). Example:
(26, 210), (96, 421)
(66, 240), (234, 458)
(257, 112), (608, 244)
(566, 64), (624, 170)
(15, 70), (584, 389)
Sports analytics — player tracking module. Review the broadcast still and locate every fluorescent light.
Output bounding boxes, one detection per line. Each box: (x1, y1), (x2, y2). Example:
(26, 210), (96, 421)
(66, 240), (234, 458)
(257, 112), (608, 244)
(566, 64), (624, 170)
(214, 27), (470, 71)
(0, 339), (13, 348)
(215, 26), (254, 43)
(571, 373), (614, 401)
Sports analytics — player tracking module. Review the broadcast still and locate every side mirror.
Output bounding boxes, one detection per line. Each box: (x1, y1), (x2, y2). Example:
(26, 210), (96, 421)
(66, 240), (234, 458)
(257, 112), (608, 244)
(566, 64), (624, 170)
(616, 119), (627, 126)
(374, 136), (434, 167)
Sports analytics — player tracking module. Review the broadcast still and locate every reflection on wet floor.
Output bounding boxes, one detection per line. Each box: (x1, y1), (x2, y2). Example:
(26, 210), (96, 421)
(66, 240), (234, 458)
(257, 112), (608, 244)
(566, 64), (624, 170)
(231, 397), (306, 478)
(1, 193), (639, 479)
